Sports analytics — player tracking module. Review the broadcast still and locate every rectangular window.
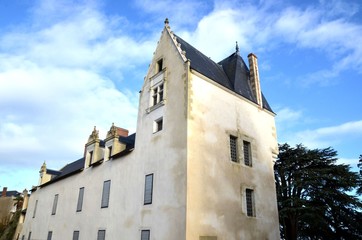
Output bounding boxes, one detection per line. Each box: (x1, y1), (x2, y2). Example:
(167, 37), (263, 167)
(32, 200), (38, 218)
(246, 189), (254, 217)
(101, 180), (111, 208)
(243, 141), (252, 166)
(76, 187), (84, 212)
(89, 151), (94, 165)
(152, 83), (164, 106)
(27, 232), (31, 240)
(21, 235), (25, 240)
(47, 231), (52, 240)
(157, 59), (163, 72)
(108, 146), (112, 159)
(97, 230), (106, 240)
(154, 118), (163, 133)
(73, 231), (80, 240)
(51, 194), (58, 215)
(141, 230), (150, 240)
(230, 135), (238, 162)
(144, 174), (154, 205)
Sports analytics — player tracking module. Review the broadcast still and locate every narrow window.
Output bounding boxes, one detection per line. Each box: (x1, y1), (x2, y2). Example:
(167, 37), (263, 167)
(51, 194), (58, 215)
(144, 174), (154, 205)
(89, 151), (94, 165)
(152, 87), (158, 106)
(101, 180), (111, 208)
(76, 187), (84, 212)
(47, 231), (52, 240)
(158, 83), (164, 102)
(27, 232), (31, 240)
(141, 230), (150, 240)
(21, 235), (25, 240)
(108, 146), (112, 159)
(32, 200), (38, 218)
(157, 59), (163, 72)
(73, 231), (80, 240)
(154, 118), (163, 133)
(243, 141), (252, 166)
(246, 189), (254, 217)
(230, 135), (238, 162)
(97, 230), (106, 240)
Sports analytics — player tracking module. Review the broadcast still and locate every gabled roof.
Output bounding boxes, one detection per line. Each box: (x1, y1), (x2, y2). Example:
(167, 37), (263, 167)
(41, 158), (85, 187)
(173, 34), (273, 112)
(39, 133), (136, 188)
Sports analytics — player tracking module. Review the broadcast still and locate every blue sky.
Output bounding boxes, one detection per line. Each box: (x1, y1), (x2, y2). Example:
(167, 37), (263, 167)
(1, 0), (361, 191)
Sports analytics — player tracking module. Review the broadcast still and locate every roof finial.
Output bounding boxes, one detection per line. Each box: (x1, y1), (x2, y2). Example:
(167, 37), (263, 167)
(236, 41), (239, 54)
(164, 18), (169, 25)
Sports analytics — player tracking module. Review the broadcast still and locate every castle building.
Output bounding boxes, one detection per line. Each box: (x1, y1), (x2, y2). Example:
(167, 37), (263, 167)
(20, 19), (279, 240)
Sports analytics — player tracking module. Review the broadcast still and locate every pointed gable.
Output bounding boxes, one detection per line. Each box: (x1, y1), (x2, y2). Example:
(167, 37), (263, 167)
(173, 34), (273, 113)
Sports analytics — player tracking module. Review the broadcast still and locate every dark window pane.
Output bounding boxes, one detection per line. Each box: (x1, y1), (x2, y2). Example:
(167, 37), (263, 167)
(97, 230), (106, 240)
(76, 188), (84, 212)
(101, 180), (111, 208)
(144, 174), (153, 205)
(230, 136), (238, 162)
(246, 189), (254, 217)
(243, 141), (252, 166)
(141, 230), (150, 240)
(51, 194), (58, 215)
(73, 231), (80, 240)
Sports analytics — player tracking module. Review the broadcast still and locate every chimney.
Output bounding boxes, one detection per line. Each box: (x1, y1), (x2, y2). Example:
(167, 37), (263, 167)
(248, 53), (263, 108)
(2, 187), (7, 197)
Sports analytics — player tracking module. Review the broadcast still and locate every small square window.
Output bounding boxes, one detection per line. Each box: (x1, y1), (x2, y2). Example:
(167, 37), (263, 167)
(154, 118), (163, 133)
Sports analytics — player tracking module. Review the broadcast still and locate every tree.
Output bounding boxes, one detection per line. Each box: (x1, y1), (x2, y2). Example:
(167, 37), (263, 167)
(358, 155), (362, 194)
(274, 143), (362, 240)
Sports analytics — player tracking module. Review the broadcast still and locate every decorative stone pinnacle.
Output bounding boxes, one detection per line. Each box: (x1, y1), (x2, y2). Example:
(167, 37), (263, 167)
(236, 41), (239, 54)
(164, 18), (169, 25)
(88, 126), (99, 141)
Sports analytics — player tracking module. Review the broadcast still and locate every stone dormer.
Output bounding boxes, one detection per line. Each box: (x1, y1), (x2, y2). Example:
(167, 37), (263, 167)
(104, 123), (129, 160)
(39, 162), (51, 185)
(84, 126), (104, 167)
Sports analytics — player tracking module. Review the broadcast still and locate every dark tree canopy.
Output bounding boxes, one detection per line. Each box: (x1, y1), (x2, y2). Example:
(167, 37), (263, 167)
(274, 143), (362, 240)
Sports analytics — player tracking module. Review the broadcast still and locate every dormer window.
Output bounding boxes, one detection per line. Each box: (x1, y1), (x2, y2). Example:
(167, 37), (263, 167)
(108, 146), (112, 160)
(89, 151), (93, 165)
(157, 59), (163, 73)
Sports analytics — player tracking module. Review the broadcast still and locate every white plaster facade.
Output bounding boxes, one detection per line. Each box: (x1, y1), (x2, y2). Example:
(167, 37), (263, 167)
(20, 20), (279, 240)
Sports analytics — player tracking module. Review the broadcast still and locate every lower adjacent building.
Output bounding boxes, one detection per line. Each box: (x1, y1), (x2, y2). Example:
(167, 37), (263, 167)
(20, 19), (280, 240)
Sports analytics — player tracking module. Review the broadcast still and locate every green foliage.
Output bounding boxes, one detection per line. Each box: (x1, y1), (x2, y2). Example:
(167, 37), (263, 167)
(275, 143), (362, 240)
(0, 210), (21, 240)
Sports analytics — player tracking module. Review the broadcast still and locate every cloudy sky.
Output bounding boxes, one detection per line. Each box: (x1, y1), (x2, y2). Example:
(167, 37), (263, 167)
(1, 0), (361, 191)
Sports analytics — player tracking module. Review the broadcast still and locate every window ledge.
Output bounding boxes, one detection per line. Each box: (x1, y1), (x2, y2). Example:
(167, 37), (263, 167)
(146, 100), (165, 113)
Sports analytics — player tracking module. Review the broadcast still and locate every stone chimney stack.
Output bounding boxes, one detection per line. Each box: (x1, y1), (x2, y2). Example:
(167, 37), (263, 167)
(248, 53), (263, 108)
(2, 187), (7, 197)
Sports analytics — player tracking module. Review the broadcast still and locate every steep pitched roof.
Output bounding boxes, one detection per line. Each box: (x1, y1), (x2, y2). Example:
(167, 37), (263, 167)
(173, 34), (273, 112)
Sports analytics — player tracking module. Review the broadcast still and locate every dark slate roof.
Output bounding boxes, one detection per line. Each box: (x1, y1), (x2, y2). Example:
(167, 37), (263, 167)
(1, 191), (21, 197)
(41, 158), (85, 187)
(40, 133), (136, 187)
(119, 133), (136, 150)
(174, 34), (273, 112)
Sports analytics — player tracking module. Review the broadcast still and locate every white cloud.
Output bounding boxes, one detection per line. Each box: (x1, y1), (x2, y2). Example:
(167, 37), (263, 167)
(288, 120), (362, 148)
(0, 1), (147, 176)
